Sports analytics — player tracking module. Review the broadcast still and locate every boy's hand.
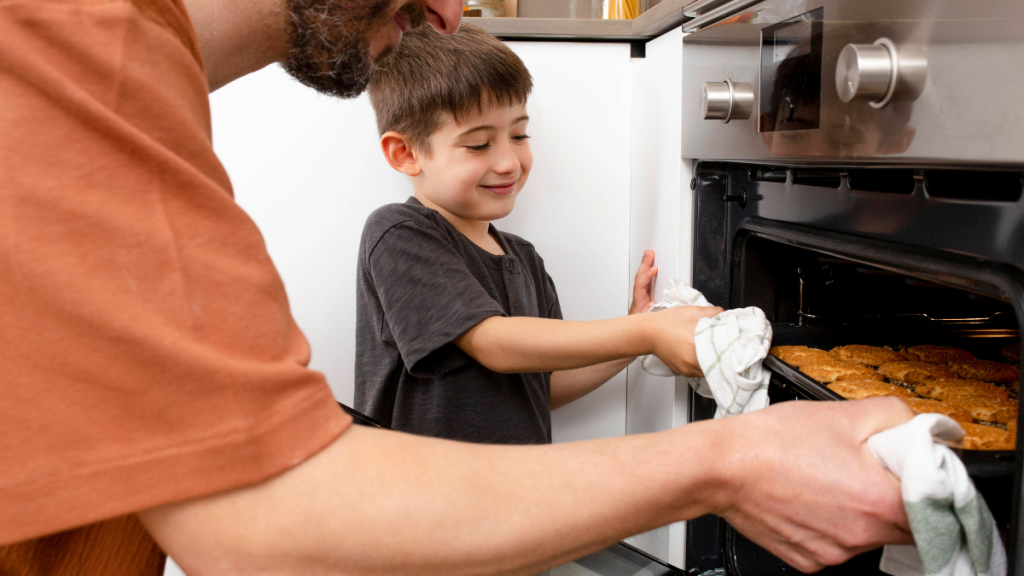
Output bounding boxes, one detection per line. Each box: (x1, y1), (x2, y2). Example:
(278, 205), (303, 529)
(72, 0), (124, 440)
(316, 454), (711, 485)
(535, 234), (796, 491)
(644, 305), (723, 376)
(629, 250), (658, 315)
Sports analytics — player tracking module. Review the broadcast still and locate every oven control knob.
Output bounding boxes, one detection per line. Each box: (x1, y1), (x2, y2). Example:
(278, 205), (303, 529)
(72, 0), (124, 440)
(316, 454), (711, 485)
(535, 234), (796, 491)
(702, 78), (754, 123)
(835, 38), (927, 108)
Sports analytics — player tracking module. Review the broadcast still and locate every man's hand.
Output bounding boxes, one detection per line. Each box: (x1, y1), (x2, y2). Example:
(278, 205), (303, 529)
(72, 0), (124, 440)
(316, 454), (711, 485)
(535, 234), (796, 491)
(643, 305), (722, 376)
(629, 250), (658, 315)
(708, 397), (916, 572)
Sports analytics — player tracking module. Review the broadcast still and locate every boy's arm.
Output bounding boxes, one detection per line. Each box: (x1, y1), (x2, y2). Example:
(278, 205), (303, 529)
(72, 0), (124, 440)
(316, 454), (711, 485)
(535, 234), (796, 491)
(549, 359), (632, 410)
(139, 397), (915, 576)
(546, 249), (662, 409)
(453, 306), (721, 377)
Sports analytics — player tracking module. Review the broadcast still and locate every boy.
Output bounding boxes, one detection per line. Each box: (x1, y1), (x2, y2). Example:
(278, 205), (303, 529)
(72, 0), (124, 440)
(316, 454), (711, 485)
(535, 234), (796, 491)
(355, 24), (715, 444)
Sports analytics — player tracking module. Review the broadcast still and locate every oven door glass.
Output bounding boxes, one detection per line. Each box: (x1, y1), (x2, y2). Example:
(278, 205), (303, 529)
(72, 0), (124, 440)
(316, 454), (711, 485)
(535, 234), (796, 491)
(539, 542), (683, 576)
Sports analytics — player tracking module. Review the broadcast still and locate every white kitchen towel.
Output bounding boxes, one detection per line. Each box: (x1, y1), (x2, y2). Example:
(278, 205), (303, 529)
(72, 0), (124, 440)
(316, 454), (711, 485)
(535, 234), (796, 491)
(867, 414), (1007, 576)
(641, 278), (711, 379)
(640, 280), (772, 418)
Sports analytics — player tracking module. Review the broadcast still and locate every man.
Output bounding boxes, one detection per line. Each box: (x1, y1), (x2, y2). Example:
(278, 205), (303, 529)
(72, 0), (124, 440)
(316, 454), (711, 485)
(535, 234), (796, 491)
(0, 0), (913, 574)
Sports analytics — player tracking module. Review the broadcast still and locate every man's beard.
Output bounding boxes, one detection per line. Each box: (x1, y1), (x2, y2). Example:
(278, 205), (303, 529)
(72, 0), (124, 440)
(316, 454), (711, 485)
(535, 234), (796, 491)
(282, 0), (426, 98)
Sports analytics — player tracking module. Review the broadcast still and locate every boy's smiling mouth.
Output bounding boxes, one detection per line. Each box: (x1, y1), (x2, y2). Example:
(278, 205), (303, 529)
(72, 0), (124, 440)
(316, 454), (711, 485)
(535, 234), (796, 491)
(481, 180), (517, 196)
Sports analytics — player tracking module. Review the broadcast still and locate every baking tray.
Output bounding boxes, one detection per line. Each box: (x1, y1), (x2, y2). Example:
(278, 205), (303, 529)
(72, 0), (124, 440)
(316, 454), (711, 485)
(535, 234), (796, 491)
(763, 339), (1018, 473)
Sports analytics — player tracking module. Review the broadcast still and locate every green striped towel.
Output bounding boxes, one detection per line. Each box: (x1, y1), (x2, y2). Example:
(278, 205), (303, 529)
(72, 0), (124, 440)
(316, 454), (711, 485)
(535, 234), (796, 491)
(640, 280), (772, 418)
(868, 414), (1006, 576)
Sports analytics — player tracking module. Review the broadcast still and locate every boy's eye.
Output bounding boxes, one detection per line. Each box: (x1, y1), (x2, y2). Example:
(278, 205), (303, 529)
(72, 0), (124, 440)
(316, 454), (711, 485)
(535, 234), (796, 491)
(466, 143), (490, 151)
(512, 134), (531, 141)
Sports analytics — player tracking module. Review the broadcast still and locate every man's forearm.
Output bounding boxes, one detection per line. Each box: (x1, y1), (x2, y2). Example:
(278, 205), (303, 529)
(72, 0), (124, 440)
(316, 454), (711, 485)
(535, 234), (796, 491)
(455, 316), (651, 374)
(140, 423), (727, 576)
(550, 358), (634, 410)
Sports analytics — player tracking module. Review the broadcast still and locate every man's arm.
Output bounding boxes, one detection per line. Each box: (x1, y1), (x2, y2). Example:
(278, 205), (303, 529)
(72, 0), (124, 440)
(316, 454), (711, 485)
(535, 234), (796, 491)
(139, 397), (915, 576)
(454, 305), (721, 378)
(549, 359), (632, 410)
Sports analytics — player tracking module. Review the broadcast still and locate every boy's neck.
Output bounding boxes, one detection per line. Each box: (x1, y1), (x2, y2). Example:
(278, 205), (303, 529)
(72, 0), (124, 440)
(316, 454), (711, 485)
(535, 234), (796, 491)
(414, 193), (505, 255)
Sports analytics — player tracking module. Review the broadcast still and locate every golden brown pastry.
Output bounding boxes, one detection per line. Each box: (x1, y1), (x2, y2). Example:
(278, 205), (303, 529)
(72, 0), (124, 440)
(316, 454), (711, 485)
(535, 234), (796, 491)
(1002, 343), (1020, 362)
(944, 396), (1018, 424)
(827, 380), (916, 400)
(770, 346), (835, 367)
(946, 359), (1020, 384)
(961, 422), (1016, 451)
(914, 379), (1010, 401)
(1008, 419), (1017, 434)
(900, 345), (974, 363)
(829, 344), (903, 367)
(878, 361), (958, 384)
(903, 398), (973, 423)
(800, 361), (885, 383)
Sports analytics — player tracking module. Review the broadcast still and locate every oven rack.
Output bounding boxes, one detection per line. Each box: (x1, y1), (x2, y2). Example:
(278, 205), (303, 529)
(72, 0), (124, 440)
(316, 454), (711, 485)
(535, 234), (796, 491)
(796, 310), (1018, 329)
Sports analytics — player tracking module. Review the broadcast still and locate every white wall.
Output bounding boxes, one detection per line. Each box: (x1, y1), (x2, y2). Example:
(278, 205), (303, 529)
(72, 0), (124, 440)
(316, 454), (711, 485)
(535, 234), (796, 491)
(209, 66), (410, 407)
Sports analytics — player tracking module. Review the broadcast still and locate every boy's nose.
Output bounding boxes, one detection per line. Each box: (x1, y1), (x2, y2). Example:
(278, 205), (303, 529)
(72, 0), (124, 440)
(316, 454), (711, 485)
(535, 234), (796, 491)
(493, 140), (521, 175)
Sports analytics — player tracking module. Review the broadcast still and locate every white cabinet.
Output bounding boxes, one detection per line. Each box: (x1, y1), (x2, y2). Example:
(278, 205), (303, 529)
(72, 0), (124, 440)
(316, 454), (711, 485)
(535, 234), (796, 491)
(623, 27), (689, 565)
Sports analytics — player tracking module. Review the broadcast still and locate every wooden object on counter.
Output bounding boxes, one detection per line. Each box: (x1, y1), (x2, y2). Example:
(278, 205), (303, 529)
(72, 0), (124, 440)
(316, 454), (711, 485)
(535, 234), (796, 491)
(500, 0), (517, 17)
(608, 0), (642, 19)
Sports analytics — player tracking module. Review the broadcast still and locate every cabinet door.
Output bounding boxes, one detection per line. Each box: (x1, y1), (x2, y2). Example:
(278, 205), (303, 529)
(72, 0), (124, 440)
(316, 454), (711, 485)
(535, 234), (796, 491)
(501, 41), (633, 443)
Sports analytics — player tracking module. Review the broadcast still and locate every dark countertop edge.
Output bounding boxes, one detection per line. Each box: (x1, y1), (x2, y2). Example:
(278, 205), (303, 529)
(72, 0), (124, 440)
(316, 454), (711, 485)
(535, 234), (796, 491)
(473, 0), (691, 41)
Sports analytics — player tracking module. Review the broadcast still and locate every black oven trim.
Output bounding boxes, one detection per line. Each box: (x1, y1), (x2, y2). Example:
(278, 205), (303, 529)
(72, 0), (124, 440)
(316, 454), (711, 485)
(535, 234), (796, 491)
(731, 217), (1024, 308)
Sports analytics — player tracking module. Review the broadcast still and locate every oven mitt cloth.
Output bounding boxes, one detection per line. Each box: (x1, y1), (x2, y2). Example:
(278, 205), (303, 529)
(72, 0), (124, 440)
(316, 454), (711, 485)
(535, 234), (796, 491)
(640, 279), (772, 418)
(867, 413), (1007, 576)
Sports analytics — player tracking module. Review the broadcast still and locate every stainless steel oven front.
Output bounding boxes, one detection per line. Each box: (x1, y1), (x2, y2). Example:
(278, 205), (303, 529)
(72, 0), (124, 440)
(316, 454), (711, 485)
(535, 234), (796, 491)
(681, 1), (1024, 575)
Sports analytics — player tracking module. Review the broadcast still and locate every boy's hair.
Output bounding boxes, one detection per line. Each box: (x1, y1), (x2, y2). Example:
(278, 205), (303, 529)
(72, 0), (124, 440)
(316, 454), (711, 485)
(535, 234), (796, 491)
(368, 23), (533, 152)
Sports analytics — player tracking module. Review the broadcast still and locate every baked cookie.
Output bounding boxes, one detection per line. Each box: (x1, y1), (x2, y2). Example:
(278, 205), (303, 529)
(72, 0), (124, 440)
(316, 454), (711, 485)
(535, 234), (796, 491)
(1008, 419), (1017, 434)
(947, 359), (1020, 384)
(829, 345), (903, 367)
(900, 345), (974, 363)
(770, 346), (835, 367)
(961, 422), (1016, 451)
(827, 380), (915, 400)
(1002, 343), (1020, 363)
(944, 396), (1018, 424)
(903, 398), (973, 423)
(878, 361), (958, 384)
(914, 379), (1010, 401)
(800, 361), (885, 383)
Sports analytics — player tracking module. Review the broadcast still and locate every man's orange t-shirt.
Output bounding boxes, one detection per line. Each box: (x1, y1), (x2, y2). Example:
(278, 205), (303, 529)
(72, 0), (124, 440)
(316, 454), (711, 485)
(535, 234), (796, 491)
(0, 0), (352, 571)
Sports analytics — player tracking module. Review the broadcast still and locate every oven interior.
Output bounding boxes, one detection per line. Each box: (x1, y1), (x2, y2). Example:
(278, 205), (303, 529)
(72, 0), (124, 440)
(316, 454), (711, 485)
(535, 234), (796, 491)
(687, 161), (1024, 576)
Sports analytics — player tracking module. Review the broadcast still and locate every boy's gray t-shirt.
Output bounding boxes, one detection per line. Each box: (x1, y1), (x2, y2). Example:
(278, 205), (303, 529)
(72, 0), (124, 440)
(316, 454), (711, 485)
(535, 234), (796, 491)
(354, 197), (562, 444)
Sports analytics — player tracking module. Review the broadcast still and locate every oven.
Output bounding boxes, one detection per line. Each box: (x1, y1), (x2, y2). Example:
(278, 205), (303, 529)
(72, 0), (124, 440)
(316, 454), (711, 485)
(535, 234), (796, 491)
(679, 1), (1024, 574)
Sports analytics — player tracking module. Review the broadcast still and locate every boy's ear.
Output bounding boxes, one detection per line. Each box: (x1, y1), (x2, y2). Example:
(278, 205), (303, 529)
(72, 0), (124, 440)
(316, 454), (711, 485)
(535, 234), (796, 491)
(380, 132), (423, 177)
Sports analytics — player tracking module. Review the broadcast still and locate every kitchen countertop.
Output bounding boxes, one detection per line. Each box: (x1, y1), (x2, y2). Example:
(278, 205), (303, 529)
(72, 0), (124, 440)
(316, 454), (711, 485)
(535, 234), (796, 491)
(473, 0), (691, 41)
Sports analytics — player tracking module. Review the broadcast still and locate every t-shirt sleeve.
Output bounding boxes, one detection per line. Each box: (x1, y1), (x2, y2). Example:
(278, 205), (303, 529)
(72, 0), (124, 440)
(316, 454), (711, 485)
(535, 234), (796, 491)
(0, 0), (350, 547)
(368, 222), (506, 377)
(544, 272), (563, 321)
